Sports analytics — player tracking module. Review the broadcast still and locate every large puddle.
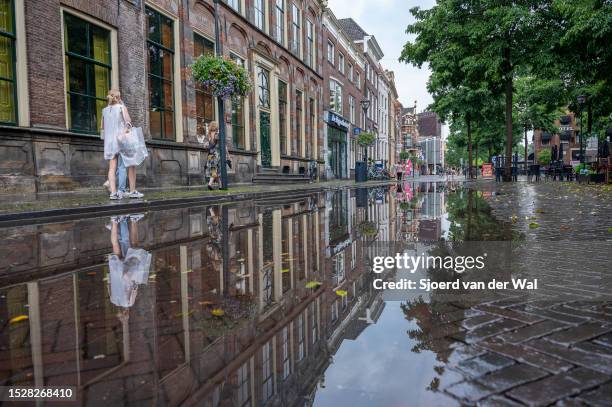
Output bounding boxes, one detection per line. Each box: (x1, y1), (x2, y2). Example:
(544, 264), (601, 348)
(0, 182), (571, 406)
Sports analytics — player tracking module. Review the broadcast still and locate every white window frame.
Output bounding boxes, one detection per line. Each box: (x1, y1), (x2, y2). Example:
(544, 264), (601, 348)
(338, 52), (344, 74)
(274, 0), (285, 45)
(327, 40), (334, 64)
(291, 3), (301, 57)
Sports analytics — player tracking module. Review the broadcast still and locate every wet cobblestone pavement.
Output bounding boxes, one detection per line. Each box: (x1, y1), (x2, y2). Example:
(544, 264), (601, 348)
(429, 180), (612, 406)
(0, 180), (610, 406)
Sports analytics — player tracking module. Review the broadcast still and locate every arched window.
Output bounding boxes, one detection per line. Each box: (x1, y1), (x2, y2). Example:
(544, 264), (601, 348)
(257, 67), (270, 108)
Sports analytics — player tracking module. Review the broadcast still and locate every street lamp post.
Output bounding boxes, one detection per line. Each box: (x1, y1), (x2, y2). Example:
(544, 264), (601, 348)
(360, 99), (371, 162)
(577, 94), (587, 165)
(214, 0), (229, 190)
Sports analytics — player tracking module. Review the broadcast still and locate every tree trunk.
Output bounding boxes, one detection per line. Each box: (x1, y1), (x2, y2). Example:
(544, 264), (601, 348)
(475, 142), (479, 178)
(467, 113), (473, 179)
(503, 48), (513, 181)
(488, 143), (493, 163)
(524, 127), (528, 173)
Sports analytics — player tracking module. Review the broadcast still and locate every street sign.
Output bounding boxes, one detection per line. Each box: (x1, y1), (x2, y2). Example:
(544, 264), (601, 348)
(482, 163), (493, 177)
(353, 127), (361, 135)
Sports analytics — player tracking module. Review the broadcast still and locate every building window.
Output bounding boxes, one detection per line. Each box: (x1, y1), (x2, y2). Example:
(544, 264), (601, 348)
(254, 0), (265, 30)
(310, 301), (318, 343)
(230, 53), (245, 149)
(305, 20), (314, 67)
(0, 0), (16, 124)
(348, 63), (353, 82)
(297, 312), (305, 361)
(262, 341), (274, 402)
(356, 72), (360, 88)
(327, 40), (334, 64)
(237, 362), (251, 407)
(226, 0), (241, 12)
(338, 53), (344, 74)
(257, 67), (270, 108)
(274, 0), (284, 44)
(64, 13), (111, 133)
(329, 80), (342, 114)
(349, 95), (355, 124)
(308, 97), (315, 158)
(291, 4), (301, 56)
(146, 7), (175, 140)
(278, 80), (287, 154)
(282, 326), (291, 379)
(194, 34), (215, 136)
(296, 89), (303, 156)
(332, 252), (345, 286)
(331, 300), (338, 322)
(257, 66), (272, 167)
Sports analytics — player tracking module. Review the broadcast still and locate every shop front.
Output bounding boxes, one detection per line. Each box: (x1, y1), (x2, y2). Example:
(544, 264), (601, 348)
(326, 112), (350, 179)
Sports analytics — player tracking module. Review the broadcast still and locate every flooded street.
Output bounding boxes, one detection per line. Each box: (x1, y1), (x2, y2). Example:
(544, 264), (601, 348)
(1, 182), (611, 406)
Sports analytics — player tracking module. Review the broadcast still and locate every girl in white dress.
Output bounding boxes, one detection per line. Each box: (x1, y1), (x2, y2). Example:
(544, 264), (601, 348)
(101, 90), (143, 199)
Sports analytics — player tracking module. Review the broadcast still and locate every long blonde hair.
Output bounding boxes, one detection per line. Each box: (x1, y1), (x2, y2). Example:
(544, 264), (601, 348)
(207, 121), (219, 140)
(107, 89), (121, 105)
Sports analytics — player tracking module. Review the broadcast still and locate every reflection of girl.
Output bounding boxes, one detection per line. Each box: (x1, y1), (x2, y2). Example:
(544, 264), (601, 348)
(109, 215), (151, 308)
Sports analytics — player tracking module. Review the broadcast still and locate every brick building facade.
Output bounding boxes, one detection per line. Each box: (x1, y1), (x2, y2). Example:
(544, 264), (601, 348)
(1, 0), (327, 193)
(533, 112), (582, 165)
(321, 9), (364, 179)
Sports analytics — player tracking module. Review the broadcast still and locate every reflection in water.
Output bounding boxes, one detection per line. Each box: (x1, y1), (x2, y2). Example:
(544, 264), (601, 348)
(0, 183), (507, 406)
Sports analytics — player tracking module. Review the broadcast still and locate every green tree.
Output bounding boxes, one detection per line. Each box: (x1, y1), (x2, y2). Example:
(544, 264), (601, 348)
(401, 0), (553, 180)
(514, 76), (563, 171)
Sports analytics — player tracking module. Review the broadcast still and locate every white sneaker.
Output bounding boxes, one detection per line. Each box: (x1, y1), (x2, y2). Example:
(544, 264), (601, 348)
(109, 192), (121, 200)
(127, 190), (144, 199)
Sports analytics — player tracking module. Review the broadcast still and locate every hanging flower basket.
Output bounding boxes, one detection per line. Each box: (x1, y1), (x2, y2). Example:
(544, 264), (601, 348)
(191, 55), (252, 99)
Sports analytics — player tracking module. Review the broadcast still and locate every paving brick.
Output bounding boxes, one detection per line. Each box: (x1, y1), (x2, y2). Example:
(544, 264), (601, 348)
(474, 363), (548, 393)
(453, 319), (525, 344)
(461, 314), (501, 330)
(526, 339), (612, 375)
(572, 341), (612, 358)
(475, 304), (543, 324)
(499, 320), (568, 344)
(554, 398), (590, 407)
(446, 343), (488, 365)
(445, 380), (495, 402)
(456, 353), (515, 379)
(546, 322), (612, 346)
(506, 368), (609, 407)
(552, 305), (612, 324)
(594, 333), (612, 349)
(478, 337), (572, 374)
(514, 305), (589, 326)
(575, 381), (612, 406)
(477, 395), (524, 407)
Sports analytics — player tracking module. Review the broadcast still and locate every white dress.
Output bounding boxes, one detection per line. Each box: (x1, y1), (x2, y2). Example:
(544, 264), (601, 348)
(101, 104), (127, 160)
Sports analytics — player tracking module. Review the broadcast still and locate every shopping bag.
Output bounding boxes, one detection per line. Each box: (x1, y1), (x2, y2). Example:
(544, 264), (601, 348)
(118, 127), (148, 167)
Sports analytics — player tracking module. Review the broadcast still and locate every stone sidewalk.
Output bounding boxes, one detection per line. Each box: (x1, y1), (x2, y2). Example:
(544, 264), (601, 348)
(0, 175), (449, 224)
(433, 180), (612, 406)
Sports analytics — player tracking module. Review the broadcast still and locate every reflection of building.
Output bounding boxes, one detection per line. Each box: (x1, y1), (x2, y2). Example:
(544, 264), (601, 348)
(0, 187), (394, 406)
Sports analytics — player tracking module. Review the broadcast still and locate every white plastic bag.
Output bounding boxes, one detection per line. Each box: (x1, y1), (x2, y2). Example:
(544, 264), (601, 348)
(118, 126), (148, 167)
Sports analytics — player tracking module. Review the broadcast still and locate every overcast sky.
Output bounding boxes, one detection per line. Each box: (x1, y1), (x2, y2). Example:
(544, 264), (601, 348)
(329, 0), (436, 115)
